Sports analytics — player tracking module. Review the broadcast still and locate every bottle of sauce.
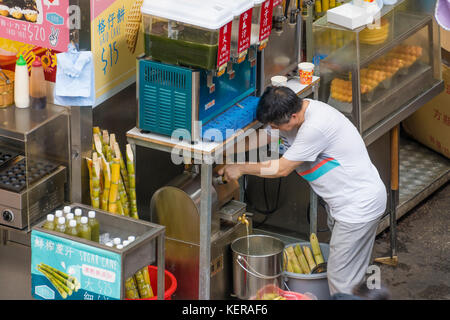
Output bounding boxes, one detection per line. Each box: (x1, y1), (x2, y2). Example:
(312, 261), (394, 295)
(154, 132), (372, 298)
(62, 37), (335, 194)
(79, 217), (91, 241)
(14, 55), (30, 109)
(65, 219), (79, 238)
(88, 211), (100, 242)
(42, 214), (55, 231)
(55, 217), (66, 234)
(29, 56), (46, 109)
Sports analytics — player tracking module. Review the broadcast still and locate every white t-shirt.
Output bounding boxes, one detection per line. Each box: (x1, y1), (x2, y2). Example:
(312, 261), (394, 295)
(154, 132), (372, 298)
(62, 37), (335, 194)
(267, 99), (387, 224)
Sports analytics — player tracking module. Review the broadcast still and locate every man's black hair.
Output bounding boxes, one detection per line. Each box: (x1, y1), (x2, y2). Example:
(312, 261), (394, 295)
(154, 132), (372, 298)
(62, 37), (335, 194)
(256, 86), (304, 125)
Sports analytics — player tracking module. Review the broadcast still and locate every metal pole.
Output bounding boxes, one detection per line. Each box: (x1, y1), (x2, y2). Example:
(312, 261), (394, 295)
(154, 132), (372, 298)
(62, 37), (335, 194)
(157, 231), (165, 300)
(199, 162), (213, 299)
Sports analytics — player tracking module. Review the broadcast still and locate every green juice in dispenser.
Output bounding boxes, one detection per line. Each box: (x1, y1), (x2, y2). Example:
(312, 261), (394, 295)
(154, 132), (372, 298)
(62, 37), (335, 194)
(42, 214), (55, 231)
(78, 217), (91, 241)
(88, 211), (100, 242)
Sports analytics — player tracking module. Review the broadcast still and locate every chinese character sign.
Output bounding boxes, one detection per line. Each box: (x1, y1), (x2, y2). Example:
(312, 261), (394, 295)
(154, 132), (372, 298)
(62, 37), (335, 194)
(217, 21), (233, 69)
(91, 0), (144, 104)
(259, 0), (274, 42)
(238, 9), (253, 55)
(31, 230), (122, 300)
(0, 0), (69, 52)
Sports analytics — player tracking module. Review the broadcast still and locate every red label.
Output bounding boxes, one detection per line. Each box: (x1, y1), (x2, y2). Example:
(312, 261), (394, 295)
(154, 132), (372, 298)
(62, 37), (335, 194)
(237, 8), (253, 55)
(217, 21), (233, 69)
(273, 0), (283, 6)
(259, 0), (274, 42)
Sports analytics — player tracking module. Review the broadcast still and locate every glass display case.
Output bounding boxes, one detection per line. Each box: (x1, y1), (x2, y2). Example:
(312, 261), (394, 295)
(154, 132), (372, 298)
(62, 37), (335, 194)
(312, 0), (443, 145)
(0, 104), (71, 232)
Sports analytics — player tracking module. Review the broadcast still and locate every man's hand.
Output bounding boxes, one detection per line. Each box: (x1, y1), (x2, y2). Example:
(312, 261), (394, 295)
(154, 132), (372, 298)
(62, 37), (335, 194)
(218, 164), (243, 181)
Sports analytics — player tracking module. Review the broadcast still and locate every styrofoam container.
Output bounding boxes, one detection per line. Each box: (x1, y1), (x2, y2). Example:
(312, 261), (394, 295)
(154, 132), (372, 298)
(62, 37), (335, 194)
(283, 242), (331, 300)
(271, 75), (288, 86)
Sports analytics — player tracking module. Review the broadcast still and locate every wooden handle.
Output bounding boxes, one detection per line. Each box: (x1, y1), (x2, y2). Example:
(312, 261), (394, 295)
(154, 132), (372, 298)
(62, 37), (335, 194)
(390, 125), (399, 191)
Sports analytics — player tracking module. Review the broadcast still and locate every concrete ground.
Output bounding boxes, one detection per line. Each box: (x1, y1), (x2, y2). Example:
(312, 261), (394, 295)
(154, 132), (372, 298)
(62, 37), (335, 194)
(371, 182), (450, 300)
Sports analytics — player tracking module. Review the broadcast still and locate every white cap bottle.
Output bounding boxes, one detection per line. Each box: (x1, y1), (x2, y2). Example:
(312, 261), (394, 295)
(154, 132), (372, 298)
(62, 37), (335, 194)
(122, 240), (130, 247)
(66, 213), (74, 221)
(88, 211), (96, 218)
(55, 210), (63, 218)
(47, 214), (54, 222)
(105, 241), (114, 247)
(63, 206), (72, 214)
(75, 208), (82, 217)
(58, 217), (65, 225)
(69, 219), (77, 228)
(128, 236), (136, 243)
(116, 244), (124, 250)
(113, 238), (121, 246)
(80, 216), (88, 224)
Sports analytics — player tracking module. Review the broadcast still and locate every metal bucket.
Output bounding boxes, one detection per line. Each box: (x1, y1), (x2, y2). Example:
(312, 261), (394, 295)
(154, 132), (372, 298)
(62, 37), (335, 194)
(231, 235), (285, 300)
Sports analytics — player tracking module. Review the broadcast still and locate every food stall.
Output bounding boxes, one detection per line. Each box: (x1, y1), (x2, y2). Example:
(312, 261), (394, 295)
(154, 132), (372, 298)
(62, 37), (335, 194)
(0, 0), (448, 301)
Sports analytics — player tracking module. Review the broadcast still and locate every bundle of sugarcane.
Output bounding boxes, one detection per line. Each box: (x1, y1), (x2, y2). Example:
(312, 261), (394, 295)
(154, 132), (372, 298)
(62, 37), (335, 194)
(37, 263), (80, 299)
(284, 233), (326, 274)
(86, 128), (139, 219)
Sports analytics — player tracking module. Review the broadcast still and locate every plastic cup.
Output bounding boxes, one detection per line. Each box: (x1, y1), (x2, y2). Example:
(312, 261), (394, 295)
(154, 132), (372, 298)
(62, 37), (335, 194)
(271, 75), (288, 87)
(298, 62), (314, 85)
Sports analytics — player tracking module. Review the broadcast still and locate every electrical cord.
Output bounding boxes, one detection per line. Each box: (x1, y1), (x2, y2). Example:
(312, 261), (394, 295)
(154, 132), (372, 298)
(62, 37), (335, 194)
(244, 175), (282, 228)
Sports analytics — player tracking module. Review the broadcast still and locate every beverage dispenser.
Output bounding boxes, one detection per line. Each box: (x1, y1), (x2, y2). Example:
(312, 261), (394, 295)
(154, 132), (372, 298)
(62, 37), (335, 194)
(138, 0), (259, 142)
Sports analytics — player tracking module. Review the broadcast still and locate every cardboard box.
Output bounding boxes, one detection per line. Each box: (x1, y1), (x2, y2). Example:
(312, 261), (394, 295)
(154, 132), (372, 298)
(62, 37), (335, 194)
(403, 64), (450, 159)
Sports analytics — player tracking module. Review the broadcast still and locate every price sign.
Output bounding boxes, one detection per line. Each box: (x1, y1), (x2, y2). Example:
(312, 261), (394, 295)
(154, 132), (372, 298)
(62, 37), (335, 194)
(259, 0), (274, 42)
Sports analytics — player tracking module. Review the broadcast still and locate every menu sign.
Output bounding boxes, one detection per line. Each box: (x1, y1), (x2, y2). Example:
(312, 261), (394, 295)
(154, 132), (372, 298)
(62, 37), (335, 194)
(237, 8), (252, 55)
(0, 0), (70, 52)
(259, 0), (273, 42)
(217, 21), (233, 70)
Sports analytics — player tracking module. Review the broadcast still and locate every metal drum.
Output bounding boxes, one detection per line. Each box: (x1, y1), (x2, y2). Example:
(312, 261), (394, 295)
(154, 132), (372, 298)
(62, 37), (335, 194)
(231, 234), (285, 300)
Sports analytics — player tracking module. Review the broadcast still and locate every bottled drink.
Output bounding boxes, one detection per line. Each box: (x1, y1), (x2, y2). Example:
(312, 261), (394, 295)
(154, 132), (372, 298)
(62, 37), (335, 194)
(78, 217), (91, 241)
(88, 211), (100, 242)
(29, 56), (47, 109)
(55, 217), (66, 234)
(63, 206), (71, 215)
(122, 240), (130, 247)
(105, 241), (114, 247)
(65, 213), (74, 228)
(113, 238), (121, 247)
(65, 219), (79, 237)
(14, 55), (30, 108)
(116, 244), (123, 250)
(42, 214), (55, 231)
(128, 236), (136, 243)
(54, 210), (63, 219)
(74, 208), (82, 225)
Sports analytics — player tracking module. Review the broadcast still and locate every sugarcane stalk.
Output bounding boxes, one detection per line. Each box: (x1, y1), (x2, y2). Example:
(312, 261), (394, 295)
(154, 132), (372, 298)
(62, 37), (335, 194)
(114, 141), (130, 196)
(286, 246), (303, 274)
(126, 144), (139, 219)
(101, 155), (111, 211)
(86, 157), (94, 206)
(38, 266), (70, 299)
(93, 133), (103, 156)
(118, 177), (130, 216)
(38, 264), (75, 291)
(141, 267), (154, 297)
(108, 158), (121, 214)
(125, 277), (140, 299)
(39, 263), (80, 291)
(303, 246), (317, 270)
(93, 127), (102, 151)
(284, 249), (294, 272)
(294, 244), (311, 274)
(116, 192), (124, 216)
(310, 233), (325, 265)
(91, 152), (101, 209)
(134, 270), (152, 298)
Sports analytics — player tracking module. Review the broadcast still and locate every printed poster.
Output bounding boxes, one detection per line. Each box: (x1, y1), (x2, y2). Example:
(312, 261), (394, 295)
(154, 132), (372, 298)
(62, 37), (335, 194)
(31, 230), (122, 300)
(91, 0), (144, 104)
(0, 0), (70, 52)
